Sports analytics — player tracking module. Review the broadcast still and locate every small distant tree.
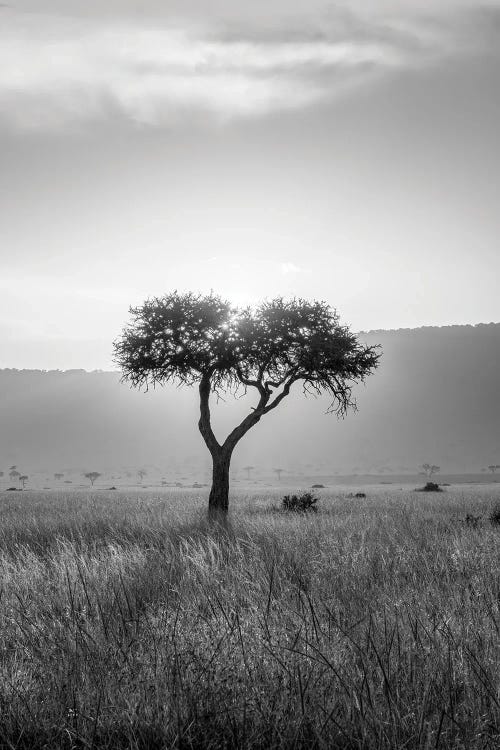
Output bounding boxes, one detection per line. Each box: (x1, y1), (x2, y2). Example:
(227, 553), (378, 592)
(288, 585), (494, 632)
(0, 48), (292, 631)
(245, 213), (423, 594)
(421, 463), (440, 478)
(84, 471), (101, 487)
(19, 475), (28, 489)
(114, 292), (380, 516)
(274, 468), (284, 482)
(9, 469), (20, 484)
(243, 465), (255, 480)
(0, 471), (3, 478)
(487, 465), (500, 474)
(137, 469), (147, 483)
(54, 473), (64, 481)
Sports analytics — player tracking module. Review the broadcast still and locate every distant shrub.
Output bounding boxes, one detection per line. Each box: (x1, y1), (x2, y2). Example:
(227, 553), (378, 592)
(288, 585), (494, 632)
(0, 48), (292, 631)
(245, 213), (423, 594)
(311, 483), (325, 488)
(416, 482), (443, 492)
(489, 506), (500, 526)
(282, 491), (318, 513)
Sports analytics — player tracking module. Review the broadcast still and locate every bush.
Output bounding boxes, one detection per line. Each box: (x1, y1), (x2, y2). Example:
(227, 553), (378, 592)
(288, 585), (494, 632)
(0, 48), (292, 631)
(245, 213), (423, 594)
(416, 482), (443, 492)
(489, 505), (500, 526)
(282, 491), (318, 513)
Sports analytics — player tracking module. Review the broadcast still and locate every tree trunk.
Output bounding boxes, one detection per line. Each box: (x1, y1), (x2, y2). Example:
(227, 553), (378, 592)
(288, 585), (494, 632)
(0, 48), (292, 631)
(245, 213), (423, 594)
(208, 450), (232, 517)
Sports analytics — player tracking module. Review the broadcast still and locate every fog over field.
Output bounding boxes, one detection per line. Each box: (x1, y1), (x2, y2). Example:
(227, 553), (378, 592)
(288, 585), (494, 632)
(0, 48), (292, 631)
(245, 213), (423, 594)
(2, 323), (499, 476)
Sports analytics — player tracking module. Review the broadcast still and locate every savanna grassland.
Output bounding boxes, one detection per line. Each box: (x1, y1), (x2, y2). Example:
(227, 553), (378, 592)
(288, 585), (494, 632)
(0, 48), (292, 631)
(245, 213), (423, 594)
(0, 486), (499, 749)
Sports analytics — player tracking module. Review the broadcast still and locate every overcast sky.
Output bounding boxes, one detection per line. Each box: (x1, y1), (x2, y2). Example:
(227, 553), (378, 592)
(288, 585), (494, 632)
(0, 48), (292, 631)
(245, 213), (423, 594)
(1, 0), (500, 369)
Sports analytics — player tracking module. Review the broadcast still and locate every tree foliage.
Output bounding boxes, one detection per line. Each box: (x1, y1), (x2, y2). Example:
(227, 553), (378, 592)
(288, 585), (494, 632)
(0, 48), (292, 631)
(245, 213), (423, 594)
(421, 463), (440, 477)
(114, 291), (380, 418)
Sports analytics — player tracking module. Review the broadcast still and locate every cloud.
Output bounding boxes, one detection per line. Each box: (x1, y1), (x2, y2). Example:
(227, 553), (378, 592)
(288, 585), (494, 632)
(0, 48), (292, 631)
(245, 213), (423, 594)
(0, 3), (498, 130)
(280, 262), (306, 275)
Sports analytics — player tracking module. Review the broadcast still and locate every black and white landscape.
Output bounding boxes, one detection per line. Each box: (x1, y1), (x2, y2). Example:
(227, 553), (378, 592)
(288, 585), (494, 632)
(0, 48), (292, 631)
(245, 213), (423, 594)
(1, 2), (500, 748)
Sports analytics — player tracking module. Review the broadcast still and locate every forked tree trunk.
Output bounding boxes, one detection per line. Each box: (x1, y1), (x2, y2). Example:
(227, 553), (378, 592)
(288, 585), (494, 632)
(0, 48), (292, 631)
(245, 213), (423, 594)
(208, 449), (232, 516)
(198, 372), (273, 518)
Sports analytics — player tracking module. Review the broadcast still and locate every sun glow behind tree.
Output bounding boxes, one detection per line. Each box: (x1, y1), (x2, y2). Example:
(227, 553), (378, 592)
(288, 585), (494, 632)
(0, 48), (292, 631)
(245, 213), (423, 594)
(114, 291), (380, 515)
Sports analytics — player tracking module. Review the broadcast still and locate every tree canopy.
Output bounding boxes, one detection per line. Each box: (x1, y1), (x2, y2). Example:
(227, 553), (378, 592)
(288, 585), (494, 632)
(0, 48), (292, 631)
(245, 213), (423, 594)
(114, 291), (380, 417)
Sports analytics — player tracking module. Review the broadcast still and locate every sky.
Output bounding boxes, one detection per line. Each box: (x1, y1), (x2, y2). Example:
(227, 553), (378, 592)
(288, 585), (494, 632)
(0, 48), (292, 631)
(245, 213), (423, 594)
(1, 0), (500, 370)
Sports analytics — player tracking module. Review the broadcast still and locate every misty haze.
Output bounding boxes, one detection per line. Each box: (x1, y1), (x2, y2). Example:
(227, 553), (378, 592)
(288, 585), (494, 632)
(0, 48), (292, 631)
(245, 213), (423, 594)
(1, 1), (500, 748)
(2, 324), (500, 480)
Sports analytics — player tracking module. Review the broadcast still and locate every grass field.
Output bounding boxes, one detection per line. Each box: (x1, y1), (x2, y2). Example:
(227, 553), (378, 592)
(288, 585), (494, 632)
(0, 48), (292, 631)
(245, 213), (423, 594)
(0, 486), (499, 749)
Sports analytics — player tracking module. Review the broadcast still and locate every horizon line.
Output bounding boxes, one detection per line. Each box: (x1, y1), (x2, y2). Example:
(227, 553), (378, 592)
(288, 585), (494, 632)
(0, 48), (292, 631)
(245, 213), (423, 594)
(1, 320), (499, 375)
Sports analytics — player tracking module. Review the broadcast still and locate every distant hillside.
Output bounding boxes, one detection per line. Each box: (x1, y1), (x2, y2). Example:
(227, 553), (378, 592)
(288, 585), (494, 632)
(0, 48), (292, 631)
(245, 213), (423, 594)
(1, 323), (499, 476)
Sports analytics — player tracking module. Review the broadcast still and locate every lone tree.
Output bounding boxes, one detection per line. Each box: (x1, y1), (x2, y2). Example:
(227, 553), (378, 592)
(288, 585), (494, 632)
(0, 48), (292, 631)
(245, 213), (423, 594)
(137, 469), (147, 483)
(114, 292), (380, 516)
(84, 471), (101, 487)
(487, 465), (500, 474)
(9, 469), (20, 484)
(421, 463), (440, 478)
(54, 473), (64, 481)
(274, 467), (284, 482)
(243, 465), (255, 480)
(19, 475), (28, 489)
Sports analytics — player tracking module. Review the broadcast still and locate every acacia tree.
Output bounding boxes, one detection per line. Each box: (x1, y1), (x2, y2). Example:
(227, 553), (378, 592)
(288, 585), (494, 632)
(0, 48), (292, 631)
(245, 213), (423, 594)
(84, 471), (101, 487)
(274, 468), (284, 482)
(487, 465), (500, 474)
(19, 475), (28, 489)
(9, 469), (20, 485)
(114, 292), (380, 516)
(137, 469), (147, 483)
(243, 465), (255, 480)
(421, 463), (440, 478)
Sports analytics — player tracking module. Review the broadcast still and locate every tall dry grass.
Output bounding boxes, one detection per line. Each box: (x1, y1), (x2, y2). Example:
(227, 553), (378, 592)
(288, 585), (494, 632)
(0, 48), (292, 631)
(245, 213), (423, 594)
(0, 487), (499, 748)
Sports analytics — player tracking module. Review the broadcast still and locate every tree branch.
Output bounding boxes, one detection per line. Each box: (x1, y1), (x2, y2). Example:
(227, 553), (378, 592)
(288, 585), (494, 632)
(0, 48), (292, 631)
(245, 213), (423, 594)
(235, 365), (267, 398)
(262, 376), (298, 414)
(221, 372), (299, 453)
(222, 387), (270, 453)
